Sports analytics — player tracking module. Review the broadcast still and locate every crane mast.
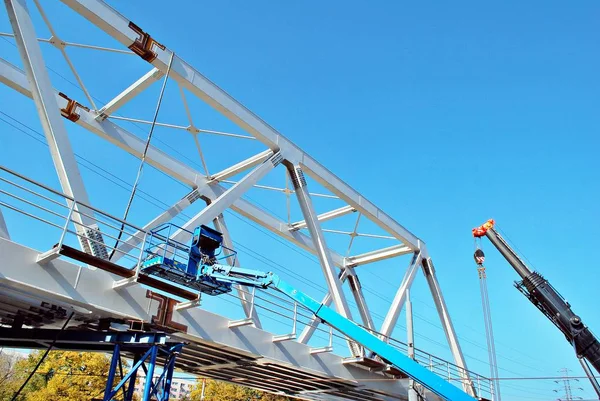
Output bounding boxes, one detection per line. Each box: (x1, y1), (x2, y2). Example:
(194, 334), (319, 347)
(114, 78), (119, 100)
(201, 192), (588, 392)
(473, 220), (600, 397)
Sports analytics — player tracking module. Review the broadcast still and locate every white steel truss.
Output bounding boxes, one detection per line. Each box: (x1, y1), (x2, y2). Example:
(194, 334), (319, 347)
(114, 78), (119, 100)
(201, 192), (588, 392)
(0, 0), (480, 398)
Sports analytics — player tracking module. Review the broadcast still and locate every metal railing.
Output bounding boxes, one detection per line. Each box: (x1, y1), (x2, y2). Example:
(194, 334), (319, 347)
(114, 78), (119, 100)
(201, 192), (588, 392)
(0, 164), (494, 399)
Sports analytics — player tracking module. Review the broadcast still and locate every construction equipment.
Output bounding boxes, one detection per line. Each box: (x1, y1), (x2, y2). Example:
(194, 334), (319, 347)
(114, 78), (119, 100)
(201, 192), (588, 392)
(141, 224), (477, 401)
(472, 219), (600, 398)
(472, 248), (501, 401)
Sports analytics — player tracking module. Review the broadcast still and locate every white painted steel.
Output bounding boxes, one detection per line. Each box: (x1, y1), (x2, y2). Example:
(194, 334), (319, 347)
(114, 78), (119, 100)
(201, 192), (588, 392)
(4, 0), (95, 232)
(379, 252), (422, 339)
(98, 68), (163, 118)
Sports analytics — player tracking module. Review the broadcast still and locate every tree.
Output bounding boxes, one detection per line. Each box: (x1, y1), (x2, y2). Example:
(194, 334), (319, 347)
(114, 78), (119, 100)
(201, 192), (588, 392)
(189, 379), (291, 401)
(6, 350), (127, 401)
(0, 350), (26, 401)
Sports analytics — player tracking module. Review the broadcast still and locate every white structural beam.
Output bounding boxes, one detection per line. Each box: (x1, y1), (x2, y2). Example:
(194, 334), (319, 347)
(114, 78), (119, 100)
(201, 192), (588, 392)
(58, 0), (422, 250)
(422, 257), (476, 397)
(97, 67), (163, 118)
(345, 244), (413, 268)
(346, 269), (375, 331)
(379, 252), (422, 339)
(213, 214), (262, 328)
(287, 165), (351, 321)
(211, 150), (273, 182)
(5, 0), (95, 229)
(169, 153), (281, 243)
(0, 58), (205, 188)
(290, 205), (356, 231)
(0, 208), (9, 239)
(0, 57), (352, 271)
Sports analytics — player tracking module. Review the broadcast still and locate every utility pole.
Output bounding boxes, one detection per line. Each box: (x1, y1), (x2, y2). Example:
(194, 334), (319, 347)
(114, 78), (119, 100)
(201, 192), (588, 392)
(554, 368), (583, 401)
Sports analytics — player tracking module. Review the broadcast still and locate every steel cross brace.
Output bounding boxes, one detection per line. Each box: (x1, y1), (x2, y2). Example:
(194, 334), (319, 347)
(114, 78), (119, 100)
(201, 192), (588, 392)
(103, 342), (185, 401)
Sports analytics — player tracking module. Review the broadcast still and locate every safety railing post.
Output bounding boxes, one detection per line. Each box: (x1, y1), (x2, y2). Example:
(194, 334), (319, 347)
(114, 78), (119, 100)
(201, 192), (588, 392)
(58, 201), (76, 249)
(249, 287), (256, 319)
(292, 302), (297, 336)
(135, 231), (149, 276)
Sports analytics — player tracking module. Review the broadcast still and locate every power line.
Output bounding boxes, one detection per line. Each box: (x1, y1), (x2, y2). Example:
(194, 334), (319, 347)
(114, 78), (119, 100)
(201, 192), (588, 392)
(0, 104), (559, 397)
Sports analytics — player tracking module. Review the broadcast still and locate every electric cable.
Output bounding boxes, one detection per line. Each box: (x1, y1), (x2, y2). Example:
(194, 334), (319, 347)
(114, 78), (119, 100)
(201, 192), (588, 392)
(108, 52), (175, 260)
(10, 311), (74, 401)
(0, 112), (560, 394)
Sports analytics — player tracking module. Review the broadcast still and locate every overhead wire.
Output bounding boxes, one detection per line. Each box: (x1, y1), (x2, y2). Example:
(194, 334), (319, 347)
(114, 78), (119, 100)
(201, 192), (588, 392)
(108, 51), (175, 259)
(0, 35), (564, 395)
(0, 109), (556, 393)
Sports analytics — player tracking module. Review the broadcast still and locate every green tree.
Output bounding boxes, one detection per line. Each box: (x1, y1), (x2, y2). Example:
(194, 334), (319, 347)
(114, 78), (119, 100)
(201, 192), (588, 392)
(6, 350), (128, 401)
(0, 350), (26, 401)
(189, 379), (291, 401)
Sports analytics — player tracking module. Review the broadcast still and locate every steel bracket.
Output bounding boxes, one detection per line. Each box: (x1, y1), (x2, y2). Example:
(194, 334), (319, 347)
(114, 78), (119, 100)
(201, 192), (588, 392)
(58, 92), (89, 122)
(128, 21), (165, 62)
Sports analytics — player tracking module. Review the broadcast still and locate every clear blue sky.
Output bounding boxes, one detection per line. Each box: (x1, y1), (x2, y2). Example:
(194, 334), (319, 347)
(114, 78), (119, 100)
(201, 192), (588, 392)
(1, 1), (599, 400)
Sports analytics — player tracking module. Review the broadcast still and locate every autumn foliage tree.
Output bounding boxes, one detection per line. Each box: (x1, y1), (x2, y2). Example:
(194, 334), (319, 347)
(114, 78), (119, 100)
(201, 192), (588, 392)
(0, 350), (128, 401)
(189, 379), (291, 401)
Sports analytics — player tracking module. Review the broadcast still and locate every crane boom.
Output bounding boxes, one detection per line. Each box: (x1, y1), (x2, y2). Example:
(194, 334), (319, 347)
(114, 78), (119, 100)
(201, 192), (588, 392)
(473, 220), (600, 374)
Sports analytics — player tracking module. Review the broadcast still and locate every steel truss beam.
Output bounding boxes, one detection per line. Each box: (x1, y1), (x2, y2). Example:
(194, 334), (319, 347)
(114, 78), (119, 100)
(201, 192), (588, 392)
(345, 244), (413, 267)
(422, 257), (476, 397)
(57, 0), (421, 251)
(98, 67), (163, 119)
(379, 252), (422, 339)
(0, 58), (205, 187)
(346, 269), (375, 331)
(4, 0), (95, 234)
(287, 165), (351, 320)
(0, 3), (476, 394)
(291, 205), (356, 231)
(211, 150), (273, 182)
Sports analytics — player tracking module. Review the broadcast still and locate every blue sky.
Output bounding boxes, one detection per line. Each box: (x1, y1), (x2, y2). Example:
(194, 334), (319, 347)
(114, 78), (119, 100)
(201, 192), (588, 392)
(1, 1), (599, 400)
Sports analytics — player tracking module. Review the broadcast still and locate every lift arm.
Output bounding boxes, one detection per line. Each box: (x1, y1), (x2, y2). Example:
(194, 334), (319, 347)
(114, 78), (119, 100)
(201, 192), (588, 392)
(201, 263), (476, 401)
(473, 220), (600, 373)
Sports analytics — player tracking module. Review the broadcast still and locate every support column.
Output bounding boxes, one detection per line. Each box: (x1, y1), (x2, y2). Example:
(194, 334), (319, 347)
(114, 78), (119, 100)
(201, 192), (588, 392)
(406, 290), (418, 401)
(0, 208), (9, 240)
(422, 257), (476, 397)
(287, 164), (352, 319)
(287, 164), (359, 355)
(5, 0), (95, 233)
(213, 214), (262, 329)
(347, 269), (375, 331)
(379, 252), (422, 339)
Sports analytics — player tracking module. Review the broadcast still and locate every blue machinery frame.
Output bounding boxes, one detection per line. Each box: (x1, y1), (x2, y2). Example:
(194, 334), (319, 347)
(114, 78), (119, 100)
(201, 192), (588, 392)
(103, 341), (184, 401)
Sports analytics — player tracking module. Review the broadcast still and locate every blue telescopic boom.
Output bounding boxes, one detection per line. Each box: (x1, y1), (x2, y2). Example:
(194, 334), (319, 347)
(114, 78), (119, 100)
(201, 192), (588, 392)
(201, 263), (477, 401)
